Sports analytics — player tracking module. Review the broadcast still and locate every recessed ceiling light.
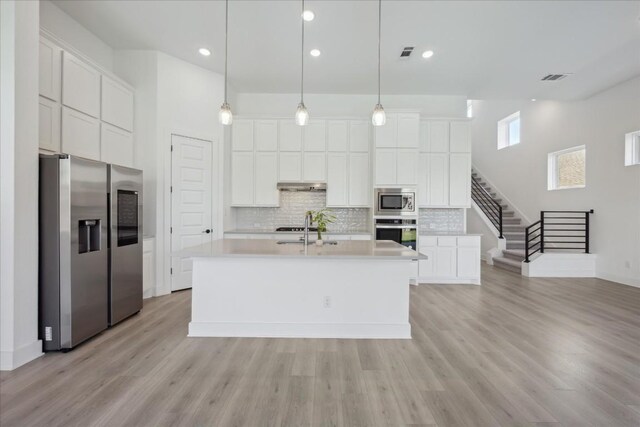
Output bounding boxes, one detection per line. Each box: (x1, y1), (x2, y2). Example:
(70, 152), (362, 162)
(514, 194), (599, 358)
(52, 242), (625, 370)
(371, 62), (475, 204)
(531, 98), (537, 102)
(310, 49), (321, 57)
(198, 48), (211, 57)
(302, 10), (315, 21)
(422, 50), (434, 59)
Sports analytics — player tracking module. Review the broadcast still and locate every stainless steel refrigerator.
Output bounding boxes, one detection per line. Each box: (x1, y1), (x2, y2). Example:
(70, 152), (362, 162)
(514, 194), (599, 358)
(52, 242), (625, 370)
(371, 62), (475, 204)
(107, 164), (143, 326)
(39, 155), (143, 351)
(39, 154), (109, 351)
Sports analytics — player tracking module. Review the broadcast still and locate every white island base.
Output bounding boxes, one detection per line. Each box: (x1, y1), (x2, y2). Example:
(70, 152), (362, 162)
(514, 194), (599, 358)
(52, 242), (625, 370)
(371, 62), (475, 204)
(183, 240), (422, 339)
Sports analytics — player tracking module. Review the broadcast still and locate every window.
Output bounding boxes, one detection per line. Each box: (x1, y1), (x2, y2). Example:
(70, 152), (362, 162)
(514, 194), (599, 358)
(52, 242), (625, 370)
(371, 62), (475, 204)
(548, 145), (586, 190)
(466, 100), (473, 118)
(497, 111), (520, 149)
(625, 130), (640, 166)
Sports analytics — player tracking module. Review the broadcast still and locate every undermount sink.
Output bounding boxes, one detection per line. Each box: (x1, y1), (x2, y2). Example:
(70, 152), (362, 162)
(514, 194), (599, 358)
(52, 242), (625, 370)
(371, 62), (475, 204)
(276, 240), (338, 245)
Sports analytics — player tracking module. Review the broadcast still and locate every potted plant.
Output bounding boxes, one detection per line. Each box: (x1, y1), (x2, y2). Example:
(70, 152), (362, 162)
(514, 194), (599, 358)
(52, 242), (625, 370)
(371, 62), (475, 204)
(307, 208), (336, 246)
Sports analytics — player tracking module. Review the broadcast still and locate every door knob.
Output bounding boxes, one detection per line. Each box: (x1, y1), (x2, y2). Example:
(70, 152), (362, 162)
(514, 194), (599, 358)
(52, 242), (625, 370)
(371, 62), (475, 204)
(203, 229), (212, 234)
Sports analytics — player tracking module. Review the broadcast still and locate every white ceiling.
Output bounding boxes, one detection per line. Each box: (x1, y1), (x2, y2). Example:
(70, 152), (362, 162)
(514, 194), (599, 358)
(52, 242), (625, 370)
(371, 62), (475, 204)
(52, 0), (640, 100)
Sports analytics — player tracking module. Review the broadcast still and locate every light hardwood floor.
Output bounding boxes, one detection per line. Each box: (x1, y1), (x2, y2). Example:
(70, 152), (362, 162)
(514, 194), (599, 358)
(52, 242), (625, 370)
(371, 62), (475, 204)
(1, 264), (639, 427)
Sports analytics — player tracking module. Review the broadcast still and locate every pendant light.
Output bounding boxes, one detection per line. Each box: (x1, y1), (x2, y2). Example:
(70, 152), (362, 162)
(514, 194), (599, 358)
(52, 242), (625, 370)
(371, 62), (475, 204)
(295, 0), (309, 126)
(219, 0), (233, 125)
(372, 0), (386, 126)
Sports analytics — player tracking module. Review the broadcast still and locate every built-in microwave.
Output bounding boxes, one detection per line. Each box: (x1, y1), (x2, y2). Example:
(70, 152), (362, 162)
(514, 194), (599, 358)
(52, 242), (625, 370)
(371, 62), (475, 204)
(374, 188), (416, 216)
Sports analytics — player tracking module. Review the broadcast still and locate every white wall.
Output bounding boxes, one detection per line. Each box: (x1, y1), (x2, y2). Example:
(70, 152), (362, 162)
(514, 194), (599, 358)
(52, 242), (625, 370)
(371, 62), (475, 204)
(39, 0), (114, 71)
(0, 0), (43, 370)
(235, 93), (466, 118)
(469, 76), (640, 287)
(113, 51), (227, 296)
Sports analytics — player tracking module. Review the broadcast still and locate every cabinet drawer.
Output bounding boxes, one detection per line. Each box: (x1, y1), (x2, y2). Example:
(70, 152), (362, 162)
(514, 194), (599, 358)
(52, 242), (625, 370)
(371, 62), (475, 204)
(457, 236), (480, 247)
(437, 236), (457, 247)
(419, 236), (437, 247)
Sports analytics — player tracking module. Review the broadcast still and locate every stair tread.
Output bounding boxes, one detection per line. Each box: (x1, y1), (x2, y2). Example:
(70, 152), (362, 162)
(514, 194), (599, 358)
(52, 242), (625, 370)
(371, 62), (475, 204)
(493, 257), (522, 267)
(503, 249), (525, 256)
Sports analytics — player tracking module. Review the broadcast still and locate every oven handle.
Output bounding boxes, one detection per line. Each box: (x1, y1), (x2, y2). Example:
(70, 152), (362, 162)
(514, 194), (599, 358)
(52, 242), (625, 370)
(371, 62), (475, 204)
(375, 225), (418, 229)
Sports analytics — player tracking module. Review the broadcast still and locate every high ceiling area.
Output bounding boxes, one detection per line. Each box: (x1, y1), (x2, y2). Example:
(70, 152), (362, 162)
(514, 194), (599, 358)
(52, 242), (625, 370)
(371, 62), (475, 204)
(52, 0), (640, 100)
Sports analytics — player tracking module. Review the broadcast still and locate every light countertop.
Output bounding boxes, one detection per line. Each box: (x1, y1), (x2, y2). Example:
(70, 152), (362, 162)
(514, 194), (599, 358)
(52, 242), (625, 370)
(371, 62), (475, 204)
(224, 229), (372, 235)
(175, 239), (425, 260)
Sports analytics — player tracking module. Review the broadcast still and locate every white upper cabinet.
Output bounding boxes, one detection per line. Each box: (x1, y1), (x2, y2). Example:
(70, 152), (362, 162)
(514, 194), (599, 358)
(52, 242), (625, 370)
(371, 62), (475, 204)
(279, 152), (302, 181)
(375, 149), (397, 186)
(39, 97), (60, 153)
(231, 152), (254, 206)
(449, 121), (471, 153)
(427, 120), (450, 152)
(374, 114), (397, 147)
(39, 37), (61, 102)
(349, 153), (370, 206)
(101, 123), (134, 167)
(327, 153), (348, 207)
(426, 153), (449, 207)
(62, 52), (100, 118)
(232, 120), (254, 151)
(396, 113), (420, 148)
(303, 152), (326, 181)
(449, 153), (471, 207)
(254, 152), (279, 206)
(327, 121), (348, 152)
(254, 120), (278, 151)
(396, 150), (418, 185)
(101, 76), (134, 132)
(279, 121), (302, 151)
(62, 106), (100, 160)
(349, 121), (370, 152)
(303, 121), (326, 151)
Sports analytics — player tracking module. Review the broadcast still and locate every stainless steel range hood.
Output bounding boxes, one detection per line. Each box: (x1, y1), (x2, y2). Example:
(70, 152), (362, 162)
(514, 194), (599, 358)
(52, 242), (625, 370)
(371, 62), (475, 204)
(277, 182), (327, 192)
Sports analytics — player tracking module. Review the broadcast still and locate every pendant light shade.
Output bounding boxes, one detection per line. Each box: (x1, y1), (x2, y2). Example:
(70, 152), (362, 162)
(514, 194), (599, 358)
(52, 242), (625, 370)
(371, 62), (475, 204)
(219, 102), (233, 125)
(295, 0), (309, 125)
(372, 0), (385, 127)
(372, 103), (386, 126)
(219, 0), (233, 125)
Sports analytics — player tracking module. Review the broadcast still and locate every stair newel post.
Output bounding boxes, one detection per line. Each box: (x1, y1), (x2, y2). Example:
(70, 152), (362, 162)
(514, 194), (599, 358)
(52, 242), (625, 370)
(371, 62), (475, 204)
(585, 210), (590, 254)
(539, 211), (545, 254)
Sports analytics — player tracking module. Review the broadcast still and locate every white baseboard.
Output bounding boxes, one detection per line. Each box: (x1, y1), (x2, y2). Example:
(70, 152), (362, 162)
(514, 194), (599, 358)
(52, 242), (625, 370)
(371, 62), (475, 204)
(188, 321), (411, 339)
(417, 278), (481, 285)
(596, 272), (640, 288)
(0, 340), (43, 371)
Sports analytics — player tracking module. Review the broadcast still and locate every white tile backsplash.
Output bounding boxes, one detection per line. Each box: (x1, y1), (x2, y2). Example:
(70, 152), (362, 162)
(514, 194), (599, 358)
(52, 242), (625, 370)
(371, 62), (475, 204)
(419, 208), (465, 233)
(235, 192), (370, 232)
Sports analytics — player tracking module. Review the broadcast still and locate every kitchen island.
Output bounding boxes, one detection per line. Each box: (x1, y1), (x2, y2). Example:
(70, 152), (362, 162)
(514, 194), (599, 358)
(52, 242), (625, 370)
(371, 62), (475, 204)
(178, 239), (424, 339)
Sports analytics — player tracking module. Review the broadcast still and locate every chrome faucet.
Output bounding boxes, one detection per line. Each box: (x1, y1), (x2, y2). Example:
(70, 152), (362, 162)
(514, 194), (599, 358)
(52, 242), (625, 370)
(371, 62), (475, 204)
(303, 212), (312, 246)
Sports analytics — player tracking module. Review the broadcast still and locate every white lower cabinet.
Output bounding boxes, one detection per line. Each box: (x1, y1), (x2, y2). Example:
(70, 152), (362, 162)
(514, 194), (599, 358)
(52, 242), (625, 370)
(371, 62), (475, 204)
(101, 123), (133, 167)
(143, 237), (155, 299)
(418, 235), (481, 285)
(62, 106), (100, 160)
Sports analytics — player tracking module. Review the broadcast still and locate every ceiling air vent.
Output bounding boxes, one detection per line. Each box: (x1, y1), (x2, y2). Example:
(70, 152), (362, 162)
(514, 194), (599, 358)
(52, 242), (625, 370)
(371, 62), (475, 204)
(400, 47), (414, 58)
(541, 74), (571, 81)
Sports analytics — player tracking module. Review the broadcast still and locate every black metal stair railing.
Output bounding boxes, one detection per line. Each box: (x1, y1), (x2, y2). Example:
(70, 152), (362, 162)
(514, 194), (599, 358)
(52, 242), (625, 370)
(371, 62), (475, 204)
(471, 175), (503, 238)
(525, 210), (594, 262)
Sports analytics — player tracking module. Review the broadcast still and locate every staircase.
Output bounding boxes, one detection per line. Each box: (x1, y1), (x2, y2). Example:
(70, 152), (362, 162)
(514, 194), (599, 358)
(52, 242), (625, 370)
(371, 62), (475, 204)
(471, 170), (526, 274)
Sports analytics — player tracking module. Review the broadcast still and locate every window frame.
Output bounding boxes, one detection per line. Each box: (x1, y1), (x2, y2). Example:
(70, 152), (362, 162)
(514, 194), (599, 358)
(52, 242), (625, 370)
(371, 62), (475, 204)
(466, 100), (473, 118)
(547, 145), (586, 191)
(497, 111), (520, 150)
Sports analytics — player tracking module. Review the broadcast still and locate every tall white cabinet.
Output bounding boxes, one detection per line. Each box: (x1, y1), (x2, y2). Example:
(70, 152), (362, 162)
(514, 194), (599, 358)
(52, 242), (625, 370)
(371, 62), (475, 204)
(38, 34), (135, 168)
(374, 112), (420, 186)
(418, 119), (472, 208)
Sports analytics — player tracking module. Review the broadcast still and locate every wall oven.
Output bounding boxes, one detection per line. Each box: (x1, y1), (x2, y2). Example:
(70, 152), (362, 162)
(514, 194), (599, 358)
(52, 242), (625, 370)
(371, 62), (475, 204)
(375, 218), (418, 250)
(374, 188), (416, 216)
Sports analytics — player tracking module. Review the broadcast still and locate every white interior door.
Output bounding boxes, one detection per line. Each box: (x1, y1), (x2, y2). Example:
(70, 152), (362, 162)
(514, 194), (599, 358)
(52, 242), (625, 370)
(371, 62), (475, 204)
(171, 134), (213, 291)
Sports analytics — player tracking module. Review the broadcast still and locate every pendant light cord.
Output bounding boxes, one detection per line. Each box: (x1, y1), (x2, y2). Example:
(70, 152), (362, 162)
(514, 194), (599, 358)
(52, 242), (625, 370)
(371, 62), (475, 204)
(301, 0), (305, 104)
(224, 0), (229, 104)
(377, 0), (381, 105)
